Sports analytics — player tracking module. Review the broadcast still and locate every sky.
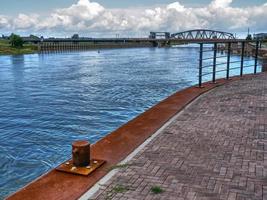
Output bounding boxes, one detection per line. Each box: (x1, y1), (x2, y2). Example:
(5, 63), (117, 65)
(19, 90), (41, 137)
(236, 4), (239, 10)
(0, 0), (266, 13)
(0, 0), (267, 37)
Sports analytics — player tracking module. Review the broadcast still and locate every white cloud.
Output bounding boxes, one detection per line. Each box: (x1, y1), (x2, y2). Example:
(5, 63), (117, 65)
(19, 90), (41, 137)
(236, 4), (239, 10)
(13, 14), (39, 29)
(167, 2), (185, 12)
(209, 0), (232, 8)
(0, 15), (10, 29)
(54, 0), (104, 23)
(1, 0), (267, 37)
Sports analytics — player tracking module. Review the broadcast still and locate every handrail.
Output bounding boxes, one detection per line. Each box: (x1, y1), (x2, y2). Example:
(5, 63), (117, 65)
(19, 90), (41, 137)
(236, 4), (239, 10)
(198, 40), (262, 87)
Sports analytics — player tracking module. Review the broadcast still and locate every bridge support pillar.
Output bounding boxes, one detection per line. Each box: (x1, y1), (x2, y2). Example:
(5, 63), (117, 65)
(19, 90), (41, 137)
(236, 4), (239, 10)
(152, 41), (158, 47)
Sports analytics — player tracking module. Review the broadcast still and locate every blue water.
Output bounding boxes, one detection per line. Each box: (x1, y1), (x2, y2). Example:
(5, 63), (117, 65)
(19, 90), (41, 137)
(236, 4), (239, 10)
(0, 47), (262, 198)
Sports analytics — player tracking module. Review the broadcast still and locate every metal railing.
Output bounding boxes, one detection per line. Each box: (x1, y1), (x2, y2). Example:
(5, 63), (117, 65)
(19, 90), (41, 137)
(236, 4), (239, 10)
(198, 40), (263, 87)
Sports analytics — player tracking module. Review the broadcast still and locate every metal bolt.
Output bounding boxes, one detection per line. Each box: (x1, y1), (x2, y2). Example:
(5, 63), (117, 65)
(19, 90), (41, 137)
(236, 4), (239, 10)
(72, 140), (90, 167)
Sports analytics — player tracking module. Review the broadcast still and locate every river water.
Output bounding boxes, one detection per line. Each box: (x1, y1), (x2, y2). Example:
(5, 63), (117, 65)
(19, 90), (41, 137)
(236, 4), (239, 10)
(0, 47), (261, 198)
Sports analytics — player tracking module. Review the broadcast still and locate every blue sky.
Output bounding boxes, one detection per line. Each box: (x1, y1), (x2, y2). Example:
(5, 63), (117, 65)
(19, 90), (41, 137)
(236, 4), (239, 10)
(0, 0), (266, 15)
(0, 0), (267, 37)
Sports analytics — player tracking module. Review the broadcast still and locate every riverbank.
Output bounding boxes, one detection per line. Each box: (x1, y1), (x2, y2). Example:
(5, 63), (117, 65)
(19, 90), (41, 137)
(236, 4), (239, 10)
(0, 40), (37, 55)
(8, 72), (266, 200)
(0, 47), (205, 199)
(1, 44), (264, 199)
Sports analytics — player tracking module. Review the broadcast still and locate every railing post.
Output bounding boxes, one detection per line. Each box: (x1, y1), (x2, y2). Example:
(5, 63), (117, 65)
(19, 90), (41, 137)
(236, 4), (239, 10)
(240, 41), (245, 76)
(199, 43), (203, 87)
(262, 54), (267, 72)
(254, 40), (259, 74)
(212, 43), (217, 83)
(226, 42), (231, 79)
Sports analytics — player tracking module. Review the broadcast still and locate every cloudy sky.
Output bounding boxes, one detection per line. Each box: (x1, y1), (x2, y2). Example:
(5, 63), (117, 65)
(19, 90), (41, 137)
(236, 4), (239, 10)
(0, 0), (267, 37)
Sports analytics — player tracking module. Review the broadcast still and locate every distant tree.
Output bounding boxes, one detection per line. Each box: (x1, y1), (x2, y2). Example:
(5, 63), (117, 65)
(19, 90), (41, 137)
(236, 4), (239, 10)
(246, 34), (252, 40)
(10, 34), (23, 48)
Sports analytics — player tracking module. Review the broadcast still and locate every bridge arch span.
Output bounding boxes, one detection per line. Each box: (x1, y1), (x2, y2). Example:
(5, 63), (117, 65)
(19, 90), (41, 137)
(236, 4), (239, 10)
(171, 29), (236, 40)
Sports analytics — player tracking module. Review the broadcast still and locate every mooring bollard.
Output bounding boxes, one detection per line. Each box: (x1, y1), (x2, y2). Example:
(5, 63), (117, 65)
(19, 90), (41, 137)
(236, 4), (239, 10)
(72, 140), (90, 167)
(56, 140), (105, 175)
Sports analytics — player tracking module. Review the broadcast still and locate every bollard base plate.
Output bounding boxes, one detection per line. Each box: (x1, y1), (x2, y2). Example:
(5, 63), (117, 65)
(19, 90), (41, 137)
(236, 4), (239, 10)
(56, 159), (105, 176)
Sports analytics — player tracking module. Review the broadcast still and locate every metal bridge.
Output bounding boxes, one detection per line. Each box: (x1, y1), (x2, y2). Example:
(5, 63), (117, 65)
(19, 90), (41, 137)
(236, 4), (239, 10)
(171, 29), (236, 40)
(23, 29), (237, 44)
(22, 29), (240, 50)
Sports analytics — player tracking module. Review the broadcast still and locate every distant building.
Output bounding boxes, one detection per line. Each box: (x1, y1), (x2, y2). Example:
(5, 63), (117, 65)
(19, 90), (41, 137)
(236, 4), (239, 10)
(253, 33), (267, 40)
(149, 32), (170, 39)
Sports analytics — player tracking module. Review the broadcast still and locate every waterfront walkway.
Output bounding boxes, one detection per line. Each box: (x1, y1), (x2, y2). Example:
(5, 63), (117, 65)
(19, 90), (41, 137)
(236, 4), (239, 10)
(90, 73), (267, 200)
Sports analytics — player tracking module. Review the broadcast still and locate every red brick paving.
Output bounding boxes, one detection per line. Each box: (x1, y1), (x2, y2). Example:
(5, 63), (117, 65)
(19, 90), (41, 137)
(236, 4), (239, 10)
(91, 73), (267, 200)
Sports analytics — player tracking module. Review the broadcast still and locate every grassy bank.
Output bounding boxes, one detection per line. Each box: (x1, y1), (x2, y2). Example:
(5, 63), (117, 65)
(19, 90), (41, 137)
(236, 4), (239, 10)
(0, 39), (38, 55)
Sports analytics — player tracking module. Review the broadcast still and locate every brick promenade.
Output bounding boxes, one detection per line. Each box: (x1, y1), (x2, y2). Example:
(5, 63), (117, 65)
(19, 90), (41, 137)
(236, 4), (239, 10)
(90, 73), (267, 200)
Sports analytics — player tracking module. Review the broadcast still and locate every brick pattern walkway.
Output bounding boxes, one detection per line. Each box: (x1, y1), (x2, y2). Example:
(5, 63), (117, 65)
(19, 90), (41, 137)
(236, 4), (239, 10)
(90, 73), (267, 200)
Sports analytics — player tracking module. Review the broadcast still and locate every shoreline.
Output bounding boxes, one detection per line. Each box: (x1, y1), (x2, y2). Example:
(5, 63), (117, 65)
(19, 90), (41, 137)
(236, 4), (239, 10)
(7, 73), (263, 200)
(0, 41), (38, 56)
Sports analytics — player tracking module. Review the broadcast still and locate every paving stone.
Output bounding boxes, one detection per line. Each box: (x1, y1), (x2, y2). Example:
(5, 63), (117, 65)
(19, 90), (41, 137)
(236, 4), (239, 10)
(91, 73), (267, 200)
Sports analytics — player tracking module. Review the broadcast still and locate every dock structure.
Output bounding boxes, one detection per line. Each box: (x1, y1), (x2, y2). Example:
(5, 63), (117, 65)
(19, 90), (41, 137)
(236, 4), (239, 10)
(217, 42), (267, 57)
(35, 38), (154, 52)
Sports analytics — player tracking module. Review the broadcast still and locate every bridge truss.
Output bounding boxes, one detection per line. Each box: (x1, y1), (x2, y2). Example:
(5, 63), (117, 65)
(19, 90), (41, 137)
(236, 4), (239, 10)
(171, 29), (236, 40)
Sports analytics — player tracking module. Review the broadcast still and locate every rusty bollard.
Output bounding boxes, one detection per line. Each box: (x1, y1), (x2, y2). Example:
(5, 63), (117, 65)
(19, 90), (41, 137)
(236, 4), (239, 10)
(72, 140), (90, 167)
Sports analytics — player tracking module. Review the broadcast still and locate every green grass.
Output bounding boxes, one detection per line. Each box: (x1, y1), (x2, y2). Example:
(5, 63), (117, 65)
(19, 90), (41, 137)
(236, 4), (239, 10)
(151, 186), (164, 194)
(111, 185), (129, 193)
(0, 39), (38, 55)
(108, 164), (132, 171)
(105, 185), (129, 200)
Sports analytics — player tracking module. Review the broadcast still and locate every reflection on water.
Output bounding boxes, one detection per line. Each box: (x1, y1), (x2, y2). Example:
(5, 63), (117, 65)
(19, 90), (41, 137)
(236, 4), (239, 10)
(0, 47), (261, 198)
